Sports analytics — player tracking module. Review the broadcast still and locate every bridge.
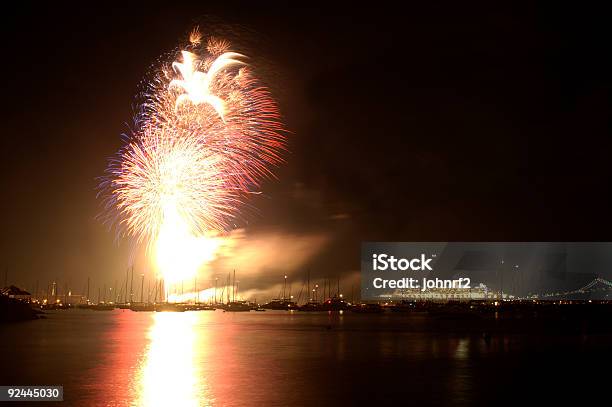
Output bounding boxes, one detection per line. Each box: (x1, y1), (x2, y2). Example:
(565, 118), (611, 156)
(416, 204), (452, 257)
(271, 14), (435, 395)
(537, 277), (612, 299)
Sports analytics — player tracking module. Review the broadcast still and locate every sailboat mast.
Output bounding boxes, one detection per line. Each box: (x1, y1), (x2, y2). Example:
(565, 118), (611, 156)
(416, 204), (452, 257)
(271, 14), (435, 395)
(140, 274), (144, 303)
(307, 270), (310, 302)
(124, 268), (129, 303)
(226, 273), (230, 304)
(219, 277), (226, 304)
(129, 266), (134, 303)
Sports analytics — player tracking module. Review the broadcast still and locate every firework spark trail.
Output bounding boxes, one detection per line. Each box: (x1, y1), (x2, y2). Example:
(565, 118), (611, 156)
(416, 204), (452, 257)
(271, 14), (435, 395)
(100, 29), (286, 282)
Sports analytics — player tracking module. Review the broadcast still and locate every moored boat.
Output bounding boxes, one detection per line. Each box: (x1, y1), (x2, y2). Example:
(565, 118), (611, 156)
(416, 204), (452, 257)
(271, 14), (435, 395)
(155, 303), (185, 312)
(261, 299), (297, 310)
(223, 301), (252, 312)
(91, 303), (115, 311)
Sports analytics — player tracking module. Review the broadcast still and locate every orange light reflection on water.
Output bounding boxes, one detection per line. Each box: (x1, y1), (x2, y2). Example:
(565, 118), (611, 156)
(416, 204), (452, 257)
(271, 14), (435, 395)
(134, 312), (212, 407)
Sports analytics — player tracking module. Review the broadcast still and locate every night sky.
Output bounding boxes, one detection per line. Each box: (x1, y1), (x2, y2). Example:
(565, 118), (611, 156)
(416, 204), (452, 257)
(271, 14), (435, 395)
(3, 3), (611, 296)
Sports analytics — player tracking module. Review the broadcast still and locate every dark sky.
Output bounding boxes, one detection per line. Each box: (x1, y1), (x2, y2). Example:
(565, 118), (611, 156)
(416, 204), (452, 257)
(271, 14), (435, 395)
(2, 3), (611, 296)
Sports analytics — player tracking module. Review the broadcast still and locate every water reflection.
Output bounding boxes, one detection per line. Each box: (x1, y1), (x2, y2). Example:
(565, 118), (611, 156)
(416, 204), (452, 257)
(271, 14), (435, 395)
(135, 312), (211, 407)
(25, 311), (607, 406)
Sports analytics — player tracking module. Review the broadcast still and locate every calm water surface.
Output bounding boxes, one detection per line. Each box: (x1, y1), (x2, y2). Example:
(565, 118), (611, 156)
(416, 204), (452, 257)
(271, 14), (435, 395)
(0, 309), (609, 406)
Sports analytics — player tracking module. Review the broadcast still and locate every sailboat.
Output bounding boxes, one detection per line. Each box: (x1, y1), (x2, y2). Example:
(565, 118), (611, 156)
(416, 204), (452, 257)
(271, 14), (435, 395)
(223, 270), (253, 312)
(262, 275), (297, 310)
(298, 270), (321, 311)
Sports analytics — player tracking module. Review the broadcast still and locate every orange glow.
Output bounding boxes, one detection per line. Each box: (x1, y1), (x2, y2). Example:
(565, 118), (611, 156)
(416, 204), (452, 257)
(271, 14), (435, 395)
(154, 204), (224, 284)
(167, 287), (219, 304)
(135, 312), (211, 406)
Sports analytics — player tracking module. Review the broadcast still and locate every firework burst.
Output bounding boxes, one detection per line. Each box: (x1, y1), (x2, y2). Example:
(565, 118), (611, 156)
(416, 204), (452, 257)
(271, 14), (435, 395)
(100, 29), (285, 282)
